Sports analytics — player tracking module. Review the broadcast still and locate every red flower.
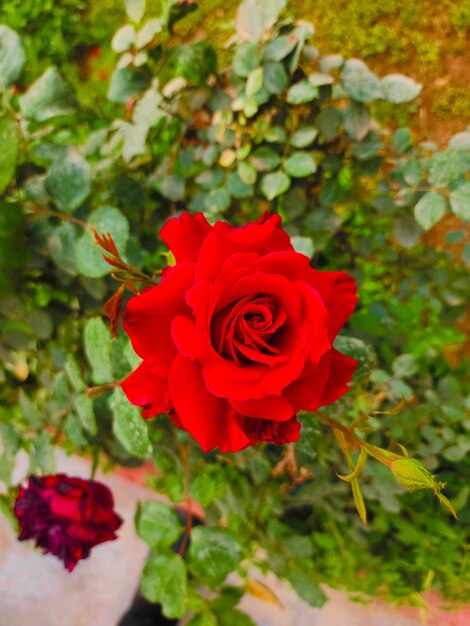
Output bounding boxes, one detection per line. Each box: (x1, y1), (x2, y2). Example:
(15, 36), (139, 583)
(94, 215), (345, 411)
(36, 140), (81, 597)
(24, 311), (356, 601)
(14, 474), (122, 571)
(122, 212), (358, 453)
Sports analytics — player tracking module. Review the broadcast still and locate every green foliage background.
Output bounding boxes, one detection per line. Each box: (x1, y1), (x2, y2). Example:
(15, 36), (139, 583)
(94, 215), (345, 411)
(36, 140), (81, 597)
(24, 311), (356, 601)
(0, 0), (469, 621)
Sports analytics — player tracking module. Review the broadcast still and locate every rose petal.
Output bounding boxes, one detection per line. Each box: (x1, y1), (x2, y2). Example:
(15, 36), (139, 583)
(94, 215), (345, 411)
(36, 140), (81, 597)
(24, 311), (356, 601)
(121, 361), (171, 419)
(320, 348), (357, 406)
(256, 252), (358, 340)
(168, 355), (250, 452)
(229, 393), (295, 421)
(122, 264), (195, 376)
(160, 212), (213, 263)
(213, 212), (293, 255)
(283, 350), (333, 412)
(241, 414), (301, 446)
(196, 214), (292, 281)
(322, 272), (358, 341)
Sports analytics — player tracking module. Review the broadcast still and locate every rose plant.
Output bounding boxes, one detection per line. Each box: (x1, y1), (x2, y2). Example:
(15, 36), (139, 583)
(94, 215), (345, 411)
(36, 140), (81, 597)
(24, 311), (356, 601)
(122, 211), (357, 452)
(0, 0), (469, 621)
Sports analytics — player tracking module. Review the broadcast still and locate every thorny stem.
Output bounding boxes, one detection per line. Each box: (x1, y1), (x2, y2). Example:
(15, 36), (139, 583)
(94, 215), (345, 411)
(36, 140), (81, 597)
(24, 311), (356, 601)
(389, 183), (451, 196)
(85, 381), (120, 398)
(52, 408), (72, 444)
(29, 204), (91, 230)
(178, 443), (193, 557)
(90, 447), (100, 481)
(316, 412), (401, 467)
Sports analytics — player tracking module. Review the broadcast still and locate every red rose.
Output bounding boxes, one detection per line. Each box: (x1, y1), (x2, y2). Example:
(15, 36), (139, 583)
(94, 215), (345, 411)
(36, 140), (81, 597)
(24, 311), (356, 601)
(14, 474), (122, 571)
(122, 212), (357, 453)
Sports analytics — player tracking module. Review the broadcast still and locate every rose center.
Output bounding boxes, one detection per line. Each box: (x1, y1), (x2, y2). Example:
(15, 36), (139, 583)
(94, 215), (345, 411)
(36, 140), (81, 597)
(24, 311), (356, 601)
(211, 294), (287, 365)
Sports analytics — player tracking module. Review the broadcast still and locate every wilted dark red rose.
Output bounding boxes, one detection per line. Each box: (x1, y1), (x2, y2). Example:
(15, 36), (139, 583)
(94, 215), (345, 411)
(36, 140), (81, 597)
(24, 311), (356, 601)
(122, 212), (357, 453)
(14, 474), (122, 571)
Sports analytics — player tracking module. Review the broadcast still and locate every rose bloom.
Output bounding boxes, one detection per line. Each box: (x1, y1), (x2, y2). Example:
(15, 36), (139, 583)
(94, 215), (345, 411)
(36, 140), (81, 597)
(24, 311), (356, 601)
(14, 474), (122, 571)
(122, 212), (357, 453)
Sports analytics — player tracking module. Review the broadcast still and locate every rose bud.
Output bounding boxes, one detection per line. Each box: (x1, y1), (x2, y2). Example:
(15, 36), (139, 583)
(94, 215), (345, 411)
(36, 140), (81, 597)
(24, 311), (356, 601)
(390, 457), (442, 492)
(14, 474), (122, 571)
(122, 211), (358, 453)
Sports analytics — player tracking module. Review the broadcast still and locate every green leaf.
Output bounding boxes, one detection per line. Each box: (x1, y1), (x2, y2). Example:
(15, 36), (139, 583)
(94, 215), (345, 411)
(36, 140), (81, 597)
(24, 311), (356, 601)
(351, 134), (382, 160)
(291, 127), (318, 148)
(18, 389), (41, 427)
(110, 387), (152, 458)
(0, 494), (19, 533)
(73, 395), (97, 435)
(287, 569), (326, 608)
(203, 188), (231, 213)
(189, 473), (218, 507)
(236, 0), (287, 42)
(164, 474), (185, 503)
(125, 0), (146, 23)
(449, 131), (470, 151)
(83, 317), (113, 385)
(287, 80), (318, 104)
(237, 161), (257, 185)
(261, 171), (290, 200)
(217, 610), (257, 626)
(186, 612), (217, 626)
(210, 587), (244, 613)
(246, 67), (264, 97)
(319, 54), (343, 72)
(284, 152), (317, 177)
(334, 336), (377, 384)
(24, 175), (49, 205)
(29, 432), (56, 474)
(141, 553), (187, 618)
(262, 35), (297, 62)
(65, 354), (86, 393)
(403, 158), (424, 186)
(137, 19), (163, 48)
(160, 174), (186, 201)
(243, 96), (258, 118)
(188, 527), (243, 587)
(0, 25), (25, 86)
(167, 42), (217, 85)
(449, 182), (470, 220)
(64, 414), (88, 447)
(47, 222), (77, 275)
(392, 127), (412, 154)
(381, 74), (422, 103)
(45, 149), (91, 213)
(428, 150), (462, 186)
(341, 59), (382, 103)
(232, 42), (259, 77)
(389, 378), (413, 402)
(136, 501), (183, 549)
(316, 106), (342, 142)
(226, 172), (253, 198)
(250, 147), (281, 171)
(111, 25), (136, 53)
(445, 230), (465, 244)
(308, 71), (334, 86)
(19, 67), (76, 122)
(392, 354), (417, 378)
(75, 206), (129, 278)
(463, 242), (470, 265)
(108, 68), (148, 103)
(287, 22), (314, 74)
(291, 236), (314, 257)
(343, 102), (371, 141)
(0, 118), (19, 195)
(263, 62), (288, 94)
(264, 127), (287, 143)
(414, 191), (446, 230)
